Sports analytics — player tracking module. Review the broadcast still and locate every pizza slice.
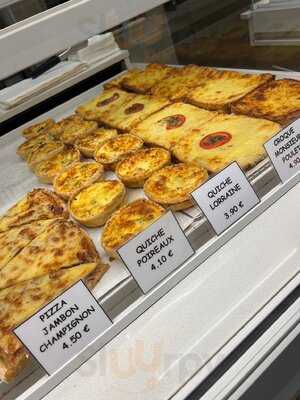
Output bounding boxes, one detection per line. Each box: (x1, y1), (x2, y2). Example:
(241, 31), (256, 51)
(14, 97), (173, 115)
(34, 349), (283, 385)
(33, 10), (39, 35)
(0, 189), (68, 232)
(0, 219), (57, 271)
(0, 220), (100, 289)
(103, 68), (142, 89)
(99, 94), (170, 131)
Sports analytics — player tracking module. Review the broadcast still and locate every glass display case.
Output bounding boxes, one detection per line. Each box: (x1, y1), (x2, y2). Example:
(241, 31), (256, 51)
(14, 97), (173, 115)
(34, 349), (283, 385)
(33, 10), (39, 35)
(0, 1), (299, 400)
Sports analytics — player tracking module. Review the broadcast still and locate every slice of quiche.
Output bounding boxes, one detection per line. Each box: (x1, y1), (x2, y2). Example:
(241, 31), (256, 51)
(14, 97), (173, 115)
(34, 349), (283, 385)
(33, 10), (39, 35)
(0, 189), (68, 232)
(0, 220), (100, 289)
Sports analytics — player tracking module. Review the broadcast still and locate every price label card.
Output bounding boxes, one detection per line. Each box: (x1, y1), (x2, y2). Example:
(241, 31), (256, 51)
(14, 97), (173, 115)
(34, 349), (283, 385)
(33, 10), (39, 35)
(14, 280), (112, 375)
(118, 211), (195, 294)
(264, 119), (300, 182)
(191, 162), (260, 235)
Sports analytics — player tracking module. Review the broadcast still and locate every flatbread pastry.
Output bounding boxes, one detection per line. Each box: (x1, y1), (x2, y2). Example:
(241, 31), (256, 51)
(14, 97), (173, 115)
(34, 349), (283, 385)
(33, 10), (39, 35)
(69, 180), (126, 227)
(49, 114), (97, 144)
(99, 94), (170, 131)
(121, 63), (174, 93)
(132, 102), (217, 149)
(0, 189), (68, 232)
(116, 148), (171, 188)
(172, 114), (281, 173)
(22, 118), (56, 140)
(0, 219), (100, 289)
(231, 79), (300, 125)
(150, 64), (216, 101)
(75, 128), (118, 158)
(53, 162), (104, 200)
(144, 163), (208, 210)
(101, 199), (165, 258)
(76, 89), (135, 122)
(94, 134), (143, 170)
(186, 70), (274, 112)
(33, 145), (81, 183)
(0, 219), (57, 271)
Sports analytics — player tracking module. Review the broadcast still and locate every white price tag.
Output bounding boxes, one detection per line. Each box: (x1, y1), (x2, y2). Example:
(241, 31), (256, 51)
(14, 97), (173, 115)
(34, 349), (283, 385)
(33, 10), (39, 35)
(191, 162), (260, 235)
(14, 281), (112, 375)
(264, 119), (300, 182)
(118, 211), (194, 294)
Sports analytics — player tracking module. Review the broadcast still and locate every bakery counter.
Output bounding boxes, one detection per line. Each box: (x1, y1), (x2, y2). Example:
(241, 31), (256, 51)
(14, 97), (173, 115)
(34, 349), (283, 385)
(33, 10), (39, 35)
(0, 66), (299, 400)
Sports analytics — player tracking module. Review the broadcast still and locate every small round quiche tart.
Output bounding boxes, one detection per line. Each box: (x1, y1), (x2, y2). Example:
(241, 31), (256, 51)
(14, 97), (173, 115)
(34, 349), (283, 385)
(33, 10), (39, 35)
(49, 114), (97, 144)
(22, 118), (56, 140)
(75, 128), (118, 158)
(144, 163), (208, 211)
(33, 146), (81, 183)
(116, 148), (171, 188)
(94, 134), (143, 170)
(53, 162), (104, 200)
(101, 199), (165, 258)
(69, 180), (126, 227)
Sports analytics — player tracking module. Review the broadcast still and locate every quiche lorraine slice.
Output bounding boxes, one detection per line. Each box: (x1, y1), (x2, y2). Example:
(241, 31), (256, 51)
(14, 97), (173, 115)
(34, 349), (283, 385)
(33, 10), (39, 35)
(69, 180), (126, 227)
(53, 162), (104, 200)
(232, 79), (300, 125)
(75, 128), (118, 158)
(99, 94), (170, 131)
(102, 199), (165, 258)
(132, 102), (217, 150)
(172, 114), (281, 173)
(116, 148), (171, 188)
(76, 89), (135, 122)
(186, 70), (274, 112)
(144, 163), (208, 211)
(0, 220), (100, 289)
(22, 118), (55, 140)
(33, 145), (81, 183)
(0, 189), (68, 232)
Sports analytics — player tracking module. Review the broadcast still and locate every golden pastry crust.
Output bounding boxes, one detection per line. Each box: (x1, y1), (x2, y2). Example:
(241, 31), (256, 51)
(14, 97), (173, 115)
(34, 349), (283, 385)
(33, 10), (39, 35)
(22, 118), (56, 140)
(76, 89), (135, 122)
(186, 70), (274, 112)
(150, 65), (216, 101)
(132, 102), (218, 149)
(33, 146), (81, 183)
(116, 148), (171, 188)
(231, 79), (300, 125)
(103, 69), (142, 89)
(94, 134), (143, 169)
(75, 128), (118, 158)
(53, 162), (104, 200)
(17, 133), (62, 161)
(0, 220), (100, 289)
(0, 189), (68, 232)
(99, 94), (170, 131)
(144, 163), (208, 210)
(172, 114), (281, 173)
(121, 63), (175, 93)
(48, 114), (97, 144)
(69, 180), (126, 227)
(0, 348), (29, 383)
(102, 199), (165, 258)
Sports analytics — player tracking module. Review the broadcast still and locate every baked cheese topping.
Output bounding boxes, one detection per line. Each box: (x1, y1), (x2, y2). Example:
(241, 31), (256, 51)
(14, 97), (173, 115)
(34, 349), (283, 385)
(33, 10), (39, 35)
(26, 140), (64, 167)
(0, 189), (68, 232)
(75, 128), (118, 157)
(54, 162), (103, 197)
(76, 89), (134, 121)
(116, 148), (171, 183)
(22, 119), (55, 140)
(104, 68), (142, 89)
(232, 79), (300, 124)
(102, 199), (165, 251)
(69, 180), (125, 219)
(172, 114), (281, 173)
(17, 133), (61, 160)
(34, 146), (80, 181)
(132, 102), (217, 149)
(99, 94), (170, 131)
(94, 134), (143, 165)
(187, 71), (274, 110)
(144, 163), (208, 205)
(48, 114), (97, 144)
